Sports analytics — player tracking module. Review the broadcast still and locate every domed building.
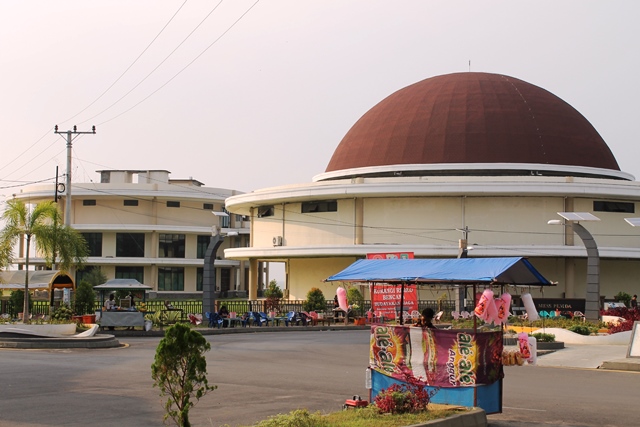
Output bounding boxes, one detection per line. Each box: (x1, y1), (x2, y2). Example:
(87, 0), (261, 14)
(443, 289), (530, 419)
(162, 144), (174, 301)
(225, 72), (640, 307)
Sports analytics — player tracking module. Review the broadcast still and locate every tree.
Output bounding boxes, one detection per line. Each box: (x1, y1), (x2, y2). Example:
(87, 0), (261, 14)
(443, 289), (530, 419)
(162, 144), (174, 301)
(0, 199), (88, 322)
(347, 287), (364, 316)
(151, 323), (216, 427)
(74, 281), (96, 315)
(304, 287), (326, 312)
(264, 279), (283, 312)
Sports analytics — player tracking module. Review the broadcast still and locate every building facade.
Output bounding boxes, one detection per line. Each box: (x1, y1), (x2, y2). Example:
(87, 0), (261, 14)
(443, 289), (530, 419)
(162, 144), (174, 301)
(16, 169), (250, 298)
(224, 72), (640, 304)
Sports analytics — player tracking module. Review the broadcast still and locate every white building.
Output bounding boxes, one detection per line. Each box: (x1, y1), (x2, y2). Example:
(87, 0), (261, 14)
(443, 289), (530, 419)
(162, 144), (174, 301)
(224, 72), (640, 304)
(15, 169), (250, 298)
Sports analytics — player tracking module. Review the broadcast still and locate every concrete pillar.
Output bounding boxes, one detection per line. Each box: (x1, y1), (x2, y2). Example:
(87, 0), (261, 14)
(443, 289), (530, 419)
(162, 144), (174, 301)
(248, 258), (258, 300)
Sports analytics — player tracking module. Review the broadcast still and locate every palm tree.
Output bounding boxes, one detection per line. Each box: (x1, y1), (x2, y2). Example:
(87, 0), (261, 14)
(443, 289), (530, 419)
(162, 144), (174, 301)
(0, 199), (88, 322)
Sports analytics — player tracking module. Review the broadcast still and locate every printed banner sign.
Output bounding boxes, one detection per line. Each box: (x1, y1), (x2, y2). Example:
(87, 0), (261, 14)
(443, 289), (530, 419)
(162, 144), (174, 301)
(366, 252), (415, 259)
(371, 284), (418, 319)
(369, 325), (503, 387)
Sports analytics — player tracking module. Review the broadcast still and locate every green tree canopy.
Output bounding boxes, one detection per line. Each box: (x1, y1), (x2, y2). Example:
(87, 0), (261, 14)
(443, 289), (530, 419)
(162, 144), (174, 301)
(0, 199), (88, 322)
(304, 287), (326, 312)
(151, 323), (216, 427)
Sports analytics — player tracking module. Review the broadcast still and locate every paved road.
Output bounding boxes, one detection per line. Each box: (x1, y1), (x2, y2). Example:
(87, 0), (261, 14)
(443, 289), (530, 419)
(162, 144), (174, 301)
(0, 330), (638, 427)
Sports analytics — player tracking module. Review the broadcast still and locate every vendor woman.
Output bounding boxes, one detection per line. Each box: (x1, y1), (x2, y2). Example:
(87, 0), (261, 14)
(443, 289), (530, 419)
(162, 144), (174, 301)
(414, 308), (436, 329)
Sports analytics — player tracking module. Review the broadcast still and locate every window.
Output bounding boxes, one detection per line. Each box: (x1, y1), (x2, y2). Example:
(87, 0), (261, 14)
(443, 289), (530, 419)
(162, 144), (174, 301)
(81, 232), (102, 257)
(221, 207), (230, 228)
(197, 235), (210, 259)
(593, 201), (635, 213)
(83, 200), (96, 206)
(203, 203), (213, 210)
(258, 205), (274, 217)
(196, 267), (203, 291)
(167, 201), (180, 208)
(116, 233), (145, 257)
(302, 200), (337, 213)
(115, 266), (144, 283)
(158, 267), (184, 291)
(124, 200), (138, 206)
(159, 234), (185, 258)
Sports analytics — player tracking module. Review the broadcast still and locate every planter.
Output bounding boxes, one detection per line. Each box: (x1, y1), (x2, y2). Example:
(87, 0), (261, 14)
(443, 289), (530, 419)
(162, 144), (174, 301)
(82, 314), (96, 324)
(354, 317), (366, 326)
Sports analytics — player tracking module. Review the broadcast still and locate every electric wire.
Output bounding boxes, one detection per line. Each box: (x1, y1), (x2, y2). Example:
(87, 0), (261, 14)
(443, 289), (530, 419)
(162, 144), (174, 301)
(95, 0), (260, 127)
(78, 0), (225, 126)
(57, 0), (190, 126)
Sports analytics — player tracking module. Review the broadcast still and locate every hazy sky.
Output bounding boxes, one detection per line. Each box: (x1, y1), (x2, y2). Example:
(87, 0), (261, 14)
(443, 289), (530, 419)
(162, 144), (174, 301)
(1, 1), (639, 204)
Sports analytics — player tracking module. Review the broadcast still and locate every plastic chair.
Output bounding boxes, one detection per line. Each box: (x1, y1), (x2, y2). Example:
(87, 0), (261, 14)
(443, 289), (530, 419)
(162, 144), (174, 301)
(285, 311), (302, 326)
(460, 311), (471, 319)
(539, 310), (550, 319)
(207, 312), (223, 328)
(451, 311), (460, 320)
(434, 311), (443, 323)
(573, 311), (586, 322)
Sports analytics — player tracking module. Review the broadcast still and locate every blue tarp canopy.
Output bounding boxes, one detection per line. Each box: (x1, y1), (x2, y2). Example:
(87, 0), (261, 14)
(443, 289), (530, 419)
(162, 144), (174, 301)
(325, 257), (552, 286)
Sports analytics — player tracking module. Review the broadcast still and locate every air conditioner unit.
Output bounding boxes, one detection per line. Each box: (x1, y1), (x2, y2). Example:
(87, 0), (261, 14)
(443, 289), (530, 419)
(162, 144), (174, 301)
(273, 236), (283, 246)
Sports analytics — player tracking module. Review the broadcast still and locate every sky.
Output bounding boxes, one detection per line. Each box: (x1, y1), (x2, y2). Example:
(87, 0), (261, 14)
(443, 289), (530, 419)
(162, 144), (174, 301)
(1, 1), (639, 205)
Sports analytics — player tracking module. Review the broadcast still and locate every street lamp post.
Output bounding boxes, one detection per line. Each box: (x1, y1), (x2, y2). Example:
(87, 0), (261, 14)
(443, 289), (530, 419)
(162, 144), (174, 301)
(548, 212), (600, 322)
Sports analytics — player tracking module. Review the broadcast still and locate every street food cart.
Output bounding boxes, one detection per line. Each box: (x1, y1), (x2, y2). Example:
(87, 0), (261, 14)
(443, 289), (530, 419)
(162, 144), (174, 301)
(94, 279), (152, 329)
(326, 257), (554, 414)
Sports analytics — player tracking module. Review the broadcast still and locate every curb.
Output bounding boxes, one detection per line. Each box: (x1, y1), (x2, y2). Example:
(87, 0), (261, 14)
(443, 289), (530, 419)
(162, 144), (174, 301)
(108, 324), (371, 338)
(404, 407), (487, 427)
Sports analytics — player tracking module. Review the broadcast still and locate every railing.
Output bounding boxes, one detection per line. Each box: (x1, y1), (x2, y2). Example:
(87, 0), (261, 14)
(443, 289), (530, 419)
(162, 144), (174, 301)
(2, 299), (460, 319)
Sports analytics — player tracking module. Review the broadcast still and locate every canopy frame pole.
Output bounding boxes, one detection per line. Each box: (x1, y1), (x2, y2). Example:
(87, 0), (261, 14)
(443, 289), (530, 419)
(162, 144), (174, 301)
(399, 282), (406, 325)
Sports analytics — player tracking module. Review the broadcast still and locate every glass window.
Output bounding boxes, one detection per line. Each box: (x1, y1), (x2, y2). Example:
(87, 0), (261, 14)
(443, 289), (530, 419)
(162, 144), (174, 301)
(116, 233), (145, 257)
(167, 201), (180, 208)
(124, 200), (138, 206)
(81, 232), (102, 257)
(83, 200), (96, 206)
(76, 265), (100, 286)
(197, 235), (210, 259)
(302, 200), (337, 213)
(158, 267), (184, 291)
(159, 234), (185, 258)
(203, 203), (213, 210)
(196, 267), (203, 291)
(258, 205), (274, 217)
(593, 201), (634, 213)
(115, 266), (144, 283)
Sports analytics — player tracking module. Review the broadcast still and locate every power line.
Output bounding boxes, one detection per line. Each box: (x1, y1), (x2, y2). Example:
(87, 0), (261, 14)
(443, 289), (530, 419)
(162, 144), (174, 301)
(58, 0), (190, 126)
(96, 0), (260, 127)
(78, 0), (225, 126)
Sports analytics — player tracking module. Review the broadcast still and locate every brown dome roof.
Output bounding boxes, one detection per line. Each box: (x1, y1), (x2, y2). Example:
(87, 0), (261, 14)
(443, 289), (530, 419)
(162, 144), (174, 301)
(326, 72), (619, 173)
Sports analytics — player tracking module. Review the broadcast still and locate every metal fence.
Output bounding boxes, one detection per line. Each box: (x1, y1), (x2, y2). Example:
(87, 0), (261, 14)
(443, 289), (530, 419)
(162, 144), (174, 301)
(3, 298), (459, 319)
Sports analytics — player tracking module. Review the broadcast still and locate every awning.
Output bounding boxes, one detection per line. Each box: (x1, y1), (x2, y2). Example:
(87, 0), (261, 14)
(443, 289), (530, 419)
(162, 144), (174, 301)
(94, 279), (153, 290)
(0, 270), (75, 290)
(325, 257), (553, 286)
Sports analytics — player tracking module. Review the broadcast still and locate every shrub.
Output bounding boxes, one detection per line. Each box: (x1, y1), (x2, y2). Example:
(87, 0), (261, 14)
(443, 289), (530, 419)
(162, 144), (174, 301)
(254, 409), (329, 427)
(614, 292), (632, 307)
(303, 287), (326, 312)
(604, 307), (640, 334)
(374, 375), (438, 414)
(74, 280), (96, 315)
(347, 287), (364, 315)
(568, 325), (592, 336)
(529, 333), (555, 342)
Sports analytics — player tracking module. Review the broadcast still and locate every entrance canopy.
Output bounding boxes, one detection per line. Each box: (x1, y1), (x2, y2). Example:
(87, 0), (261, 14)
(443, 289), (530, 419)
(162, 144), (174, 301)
(0, 270), (74, 290)
(94, 279), (153, 291)
(325, 257), (553, 286)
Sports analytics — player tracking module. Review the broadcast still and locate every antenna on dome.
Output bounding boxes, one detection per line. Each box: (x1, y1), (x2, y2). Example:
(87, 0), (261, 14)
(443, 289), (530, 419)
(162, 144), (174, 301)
(468, 60), (471, 72)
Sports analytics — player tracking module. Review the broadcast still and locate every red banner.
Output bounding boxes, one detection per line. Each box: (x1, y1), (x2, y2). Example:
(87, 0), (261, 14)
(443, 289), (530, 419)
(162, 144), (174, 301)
(371, 284), (418, 319)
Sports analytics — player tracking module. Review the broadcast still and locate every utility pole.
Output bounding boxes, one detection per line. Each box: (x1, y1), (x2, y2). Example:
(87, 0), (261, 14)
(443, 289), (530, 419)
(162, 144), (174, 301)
(456, 226), (470, 313)
(54, 125), (96, 226)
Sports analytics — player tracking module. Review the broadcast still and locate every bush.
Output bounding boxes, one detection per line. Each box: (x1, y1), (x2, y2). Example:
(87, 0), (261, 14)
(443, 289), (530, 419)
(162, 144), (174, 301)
(303, 288), (326, 312)
(614, 292), (632, 307)
(529, 333), (555, 342)
(568, 324), (592, 336)
(347, 287), (364, 315)
(604, 307), (640, 334)
(254, 409), (329, 427)
(74, 281), (96, 315)
(374, 376), (437, 414)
